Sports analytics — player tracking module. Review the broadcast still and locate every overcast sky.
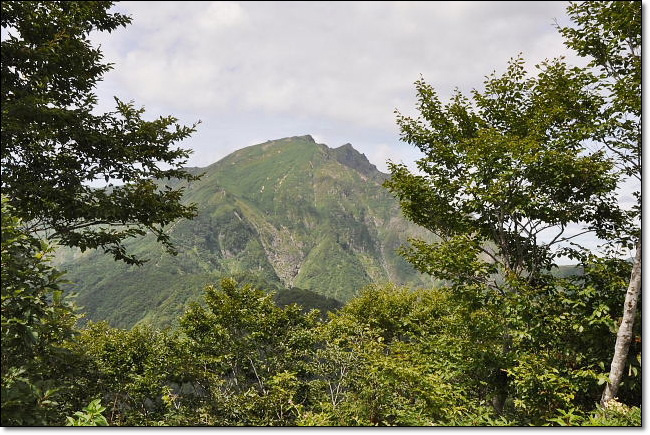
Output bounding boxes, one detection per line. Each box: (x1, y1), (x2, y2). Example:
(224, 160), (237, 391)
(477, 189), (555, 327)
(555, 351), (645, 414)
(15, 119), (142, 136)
(91, 1), (586, 173)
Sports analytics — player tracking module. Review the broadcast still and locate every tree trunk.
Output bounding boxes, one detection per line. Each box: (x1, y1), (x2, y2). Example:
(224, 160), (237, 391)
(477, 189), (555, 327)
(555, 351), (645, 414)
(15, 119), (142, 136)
(601, 240), (641, 405)
(492, 335), (511, 415)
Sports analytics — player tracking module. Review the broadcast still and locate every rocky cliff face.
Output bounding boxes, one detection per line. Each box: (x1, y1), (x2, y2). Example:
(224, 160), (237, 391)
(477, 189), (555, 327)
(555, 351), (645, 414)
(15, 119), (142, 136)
(57, 136), (438, 328)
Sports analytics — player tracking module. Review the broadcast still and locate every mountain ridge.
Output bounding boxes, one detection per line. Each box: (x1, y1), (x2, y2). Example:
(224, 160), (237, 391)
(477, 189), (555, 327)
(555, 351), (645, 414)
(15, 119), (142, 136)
(57, 136), (439, 328)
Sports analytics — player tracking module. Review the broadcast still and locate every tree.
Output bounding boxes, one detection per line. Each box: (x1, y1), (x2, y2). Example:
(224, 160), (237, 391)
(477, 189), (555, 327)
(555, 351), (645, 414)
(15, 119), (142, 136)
(1, 1), (199, 265)
(179, 278), (320, 425)
(1, 196), (80, 425)
(384, 55), (625, 414)
(557, 0), (641, 406)
(559, 1), (641, 187)
(385, 57), (623, 292)
(302, 284), (501, 426)
(68, 322), (199, 425)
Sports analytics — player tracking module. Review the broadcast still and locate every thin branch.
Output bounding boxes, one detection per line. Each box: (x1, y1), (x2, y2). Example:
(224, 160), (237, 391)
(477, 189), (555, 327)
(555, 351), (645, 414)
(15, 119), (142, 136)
(550, 229), (594, 246)
(248, 356), (266, 395)
(477, 245), (500, 264)
(545, 224), (566, 249)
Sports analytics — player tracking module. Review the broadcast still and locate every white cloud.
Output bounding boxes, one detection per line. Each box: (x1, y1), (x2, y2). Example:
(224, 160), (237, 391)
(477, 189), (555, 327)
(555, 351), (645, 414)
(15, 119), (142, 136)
(89, 1), (589, 169)
(84, 1), (642, 259)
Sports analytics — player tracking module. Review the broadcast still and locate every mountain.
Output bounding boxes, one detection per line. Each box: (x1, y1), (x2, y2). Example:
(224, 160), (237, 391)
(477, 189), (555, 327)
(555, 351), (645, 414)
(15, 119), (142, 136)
(56, 135), (439, 328)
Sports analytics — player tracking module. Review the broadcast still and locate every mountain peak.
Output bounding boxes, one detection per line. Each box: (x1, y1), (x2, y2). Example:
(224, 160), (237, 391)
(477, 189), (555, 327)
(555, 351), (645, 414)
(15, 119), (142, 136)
(270, 134), (316, 144)
(59, 133), (435, 328)
(331, 142), (381, 179)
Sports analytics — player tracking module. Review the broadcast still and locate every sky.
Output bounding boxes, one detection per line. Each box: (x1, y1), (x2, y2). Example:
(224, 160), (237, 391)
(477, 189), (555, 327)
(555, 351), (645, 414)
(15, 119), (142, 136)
(90, 1), (585, 173)
(86, 1), (640, 259)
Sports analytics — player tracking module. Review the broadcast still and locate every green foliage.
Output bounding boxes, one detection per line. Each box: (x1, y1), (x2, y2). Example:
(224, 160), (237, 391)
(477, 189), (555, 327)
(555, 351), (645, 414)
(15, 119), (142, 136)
(1, 1), (199, 265)
(443, 406), (517, 427)
(385, 56), (622, 290)
(66, 399), (109, 426)
(294, 234), (372, 301)
(559, 1), (641, 192)
(1, 196), (80, 425)
(178, 278), (320, 425)
(380, 4), (645, 422)
(581, 401), (641, 427)
(381, 3), (641, 424)
(4, 268), (635, 426)
(508, 353), (583, 422)
(302, 284), (503, 426)
(546, 407), (586, 427)
(300, 277), (634, 426)
(66, 321), (199, 425)
(545, 400), (641, 427)
(274, 287), (343, 319)
(558, 1), (641, 408)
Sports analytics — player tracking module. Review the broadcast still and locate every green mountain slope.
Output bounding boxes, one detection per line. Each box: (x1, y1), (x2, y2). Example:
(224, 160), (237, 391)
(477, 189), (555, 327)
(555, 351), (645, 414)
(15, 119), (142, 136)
(57, 135), (438, 328)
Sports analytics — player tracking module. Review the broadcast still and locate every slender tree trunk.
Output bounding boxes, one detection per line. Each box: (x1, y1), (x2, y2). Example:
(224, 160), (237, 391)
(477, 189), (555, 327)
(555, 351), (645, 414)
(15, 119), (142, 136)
(491, 368), (508, 415)
(492, 334), (512, 415)
(601, 240), (641, 405)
